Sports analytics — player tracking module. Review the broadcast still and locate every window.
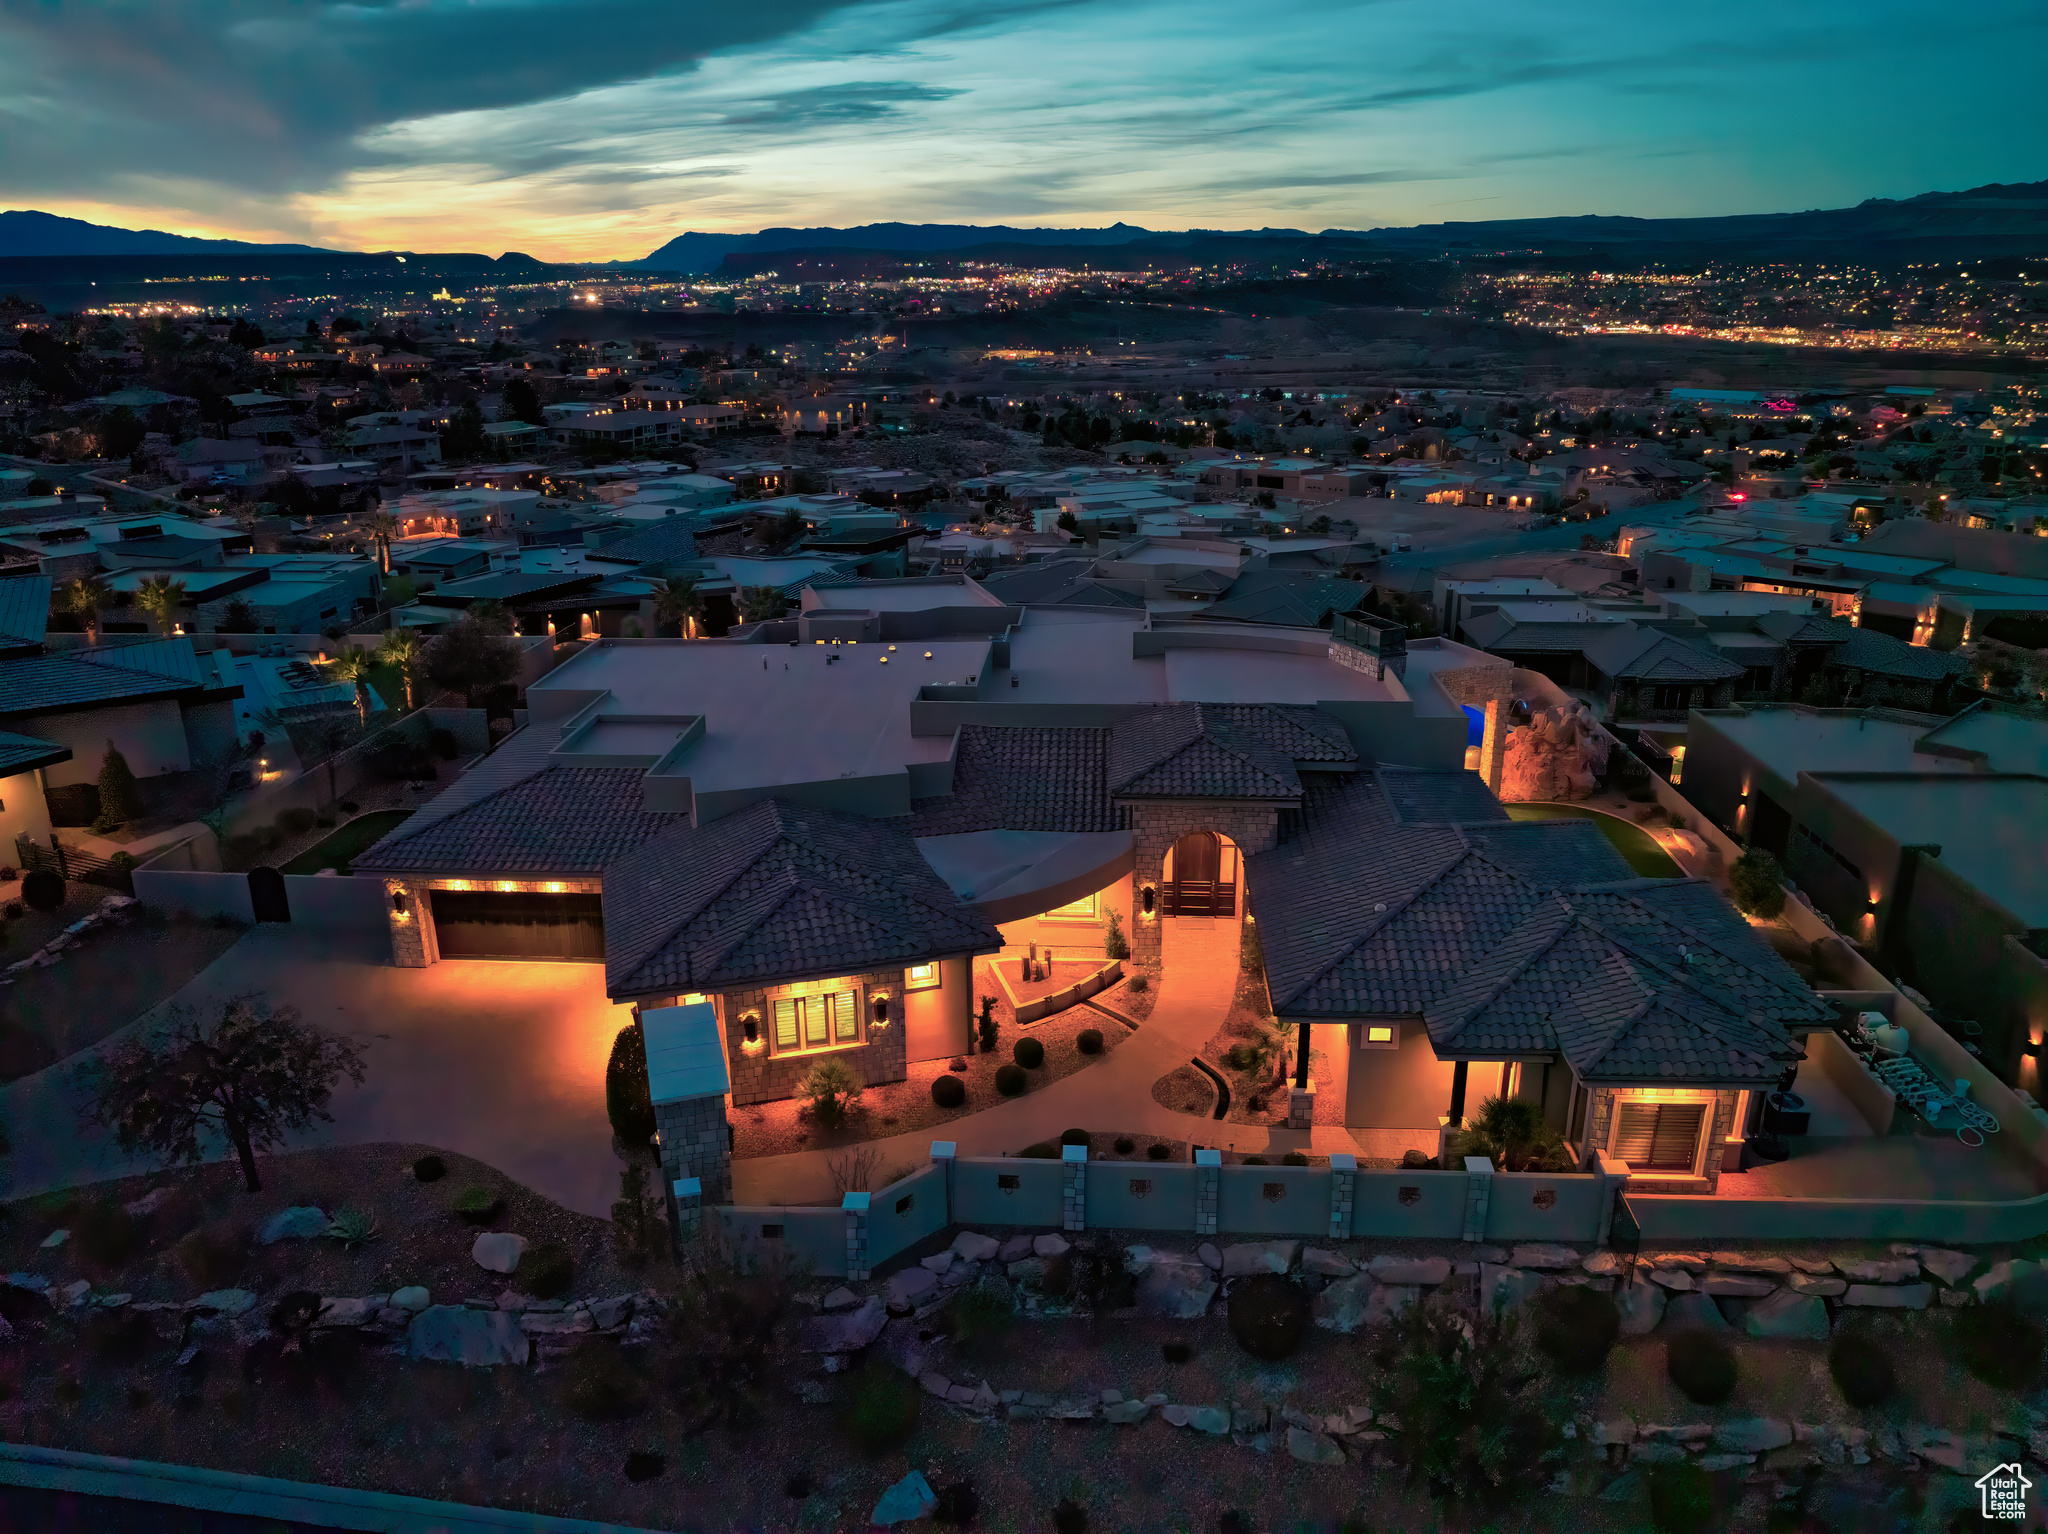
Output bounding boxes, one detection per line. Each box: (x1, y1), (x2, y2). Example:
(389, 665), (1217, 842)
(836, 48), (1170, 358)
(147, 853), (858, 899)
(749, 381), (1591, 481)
(1357, 1023), (1397, 1050)
(1612, 1101), (1706, 1172)
(894, 1194), (914, 1215)
(1045, 892), (1097, 920)
(771, 991), (860, 1055)
(906, 962), (941, 992)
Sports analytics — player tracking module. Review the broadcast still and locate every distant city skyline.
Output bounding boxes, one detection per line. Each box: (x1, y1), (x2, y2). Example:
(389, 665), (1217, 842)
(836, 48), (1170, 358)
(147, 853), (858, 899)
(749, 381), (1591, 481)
(1, 0), (2043, 263)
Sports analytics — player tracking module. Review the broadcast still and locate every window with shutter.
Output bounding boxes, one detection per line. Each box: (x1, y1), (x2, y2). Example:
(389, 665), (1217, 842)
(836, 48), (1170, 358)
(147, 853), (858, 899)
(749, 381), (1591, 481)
(830, 991), (858, 1041)
(1613, 1102), (1706, 1171)
(773, 999), (799, 1050)
(803, 998), (827, 1047)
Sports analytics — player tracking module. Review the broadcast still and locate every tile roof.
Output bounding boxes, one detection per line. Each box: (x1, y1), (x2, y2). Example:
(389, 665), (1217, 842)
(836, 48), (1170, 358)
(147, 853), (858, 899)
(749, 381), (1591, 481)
(1197, 575), (1365, 628)
(1463, 617), (1631, 654)
(909, 725), (1115, 836)
(1108, 703), (1304, 801)
(1583, 627), (1745, 684)
(604, 799), (1002, 997)
(0, 729), (71, 775)
(0, 637), (213, 719)
(583, 520), (700, 567)
(1248, 771), (1827, 1085)
(0, 576), (48, 651)
(1829, 622), (1966, 681)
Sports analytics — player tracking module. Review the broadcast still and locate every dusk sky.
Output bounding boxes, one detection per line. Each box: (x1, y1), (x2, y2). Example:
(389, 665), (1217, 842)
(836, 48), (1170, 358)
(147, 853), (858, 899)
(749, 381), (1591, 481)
(2, 0), (2043, 262)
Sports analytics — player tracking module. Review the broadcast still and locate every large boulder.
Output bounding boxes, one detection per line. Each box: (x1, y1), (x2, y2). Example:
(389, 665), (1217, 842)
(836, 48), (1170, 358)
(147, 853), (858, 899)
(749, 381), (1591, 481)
(1661, 1292), (1730, 1332)
(1617, 1281), (1667, 1336)
(1712, 1419), (1793, 1454)
(471, 1232), (527, 1274)
(872, 1471), (938, 1527)
(1367, 1255), (1450, 1286)
(1480, 1263), (1546, 1316)
(1136, 1254), (1218, 1320)
(1302, 1247), (1356, 1277)
(1787, 1274), (1846, 1298)
(256, 1207), (328, 1245)
(1222, 1241), (1299, 1278)
(1648, 1268), (1695, 1292)
(951, 1231), (1001, 1263)
(1033, 1233), (1070, 1259)
(1838, 1258), (1919, 1284)
(1286, 1427), (1346, 1465)
(1363, 1283), (1420, 1329)
(1743, 1290), (1829, 1342)
(391, 1286), (430, 1312)
(884, 1268), (939, 1313)
(804, 1297), (888, 1354)
(1843, 1283), (1931, 1310)
(1914, 1248), (1976, 1287)
(1700, 1273), (1777, 1298)
(1710, 1253), (1792, 1275)
(1312, 1274), (1373, 1334)
(998, 1235), (1034, 1263)
(1510, 1244), (1582, 1270)
(406, 1305), (529, 1366)
(1973, 1259), (2048, 1315)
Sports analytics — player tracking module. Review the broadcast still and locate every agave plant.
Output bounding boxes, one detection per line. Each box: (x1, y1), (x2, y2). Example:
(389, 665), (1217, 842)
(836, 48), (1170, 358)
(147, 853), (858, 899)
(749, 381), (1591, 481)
(326, 1207), (379, 1249)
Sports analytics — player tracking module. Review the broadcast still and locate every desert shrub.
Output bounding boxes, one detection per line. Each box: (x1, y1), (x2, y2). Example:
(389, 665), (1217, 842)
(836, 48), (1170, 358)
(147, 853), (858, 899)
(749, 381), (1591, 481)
(564, 1342), (647, 1421)
(1113, 1136), (1135, 1155)
(453, 1186), (502, 1223)
(933, 1481), (980, 1525)
(85, 1308), (155, 1364)
(623, 1451), (664, 1483)
(1450, 1094), (1571, 1172)
(277, 806), (317, 836)
(1242, 1155), (1269, 1165)
(1127, 973), (1149, 994)
(1666, 1329), (1738, 1404)
(841, 1359), (919, 1451)
(174, 1223), (247, 1288)
(326, 1208), (377, 1249)
(931, 1074), (966, 1108)
(1828, 1330), (1896, 1406)
(1013, 1036), (1045, 1069)
(1282, 1151), (1309, 1167)
(1647, 1461), (1714, 1534)
(1147, 1142), (1172, 1161)
(1060, 1127), (1090, 1147)
(1076, 1028), (1104, 1055)
(1371, 1295), (1561, 1504)
(20, 869), (62, 912)
(605, 1019), (656, 1147)
(412, 1153), (446, 1182)
(1103, 908), (1129, 961)
(1952, 1302), (2046, 1391)
(1053, 1501), (1088, 1534)
(1161, 1340), (1193, 1364)
(799, 1057), (863, 1128)
(73, 1200), (139, 1268)
(3, 901), (20, 919)
(949, 1284), (1014, 1352)
(1019, 1141), (1057, 1158)
(977, 995), (997, 1053)
(1227, 1273), (1308, 1360)
(995, 1064), (1027, 1097)
(522, 1241), (574, 1299)
(1533, 1284), (1621, 1374)
(1730, 846), (1787, 919)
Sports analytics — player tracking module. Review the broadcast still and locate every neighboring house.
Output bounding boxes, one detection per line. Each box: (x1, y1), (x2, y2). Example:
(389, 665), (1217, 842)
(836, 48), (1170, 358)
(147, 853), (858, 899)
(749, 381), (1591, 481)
(0, 730), (74, 848)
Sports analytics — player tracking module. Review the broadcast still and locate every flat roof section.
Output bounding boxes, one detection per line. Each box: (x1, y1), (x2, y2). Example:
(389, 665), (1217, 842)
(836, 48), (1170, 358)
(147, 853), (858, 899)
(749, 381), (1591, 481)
(1707, 707), (1969, 787)
(807, 578), (1009, 613)
(1819, 775), (2048, 926)
(1002, 612), (1167, 705)
(1163, 646), (1398, 707)
(1918, 708), (2048, 776)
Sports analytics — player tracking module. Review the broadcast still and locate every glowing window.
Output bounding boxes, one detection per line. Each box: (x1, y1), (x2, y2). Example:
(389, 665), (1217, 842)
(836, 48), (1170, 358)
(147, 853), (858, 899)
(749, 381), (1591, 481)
(1367, 1026), (1394, 1044)
(906, 962), (941, 991)
(1047, 891), (1098, 920)
(1358, 1024), (1398, 1051)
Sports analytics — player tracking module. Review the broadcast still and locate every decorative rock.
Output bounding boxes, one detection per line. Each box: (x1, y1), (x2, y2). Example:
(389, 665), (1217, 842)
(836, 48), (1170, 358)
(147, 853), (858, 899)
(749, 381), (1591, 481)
(1630, 1442), (1688, 1465)
(799, 1296), (888, 1353)
(256, 1207), (329, 1245)
(1222, 1241), (1299, 1278)
(4, 1274), (48, 1293)
(946, 1384), (977, 1406)
(1788, 1256), (1837, 1275)
(406, 1305), (529, 1366)
(1787, 1274), (1847, 1298)
(1287, 1427), (1345, 1465)
(972, 1382), (1000, 1410)
(1197, 1242), (1223, 1271)
(375, 1308), (411, 1328)
(1940, 1287), (1973, 1308)
(1479, 1264), (1545, 1315)
(470, 1232), (527, 1274)
(1188, 1405), (1231, 1435)
(1650, 1253), (1707, 1272)
(1594, 1420), (1637, 1446)
(920, 1252), (955, 1276)
(1618, 1280), (1666, 1336)
(520, 1309), (593, 1336)
(1510, 1244), (1582, 1271)
(1837, 1258), (1919, 1284)
(1471, 1245), (1508, 1263)
(1648, 1268), (1695, 1292)
(1743, 1290), (1829, 1342)
(1694, 1452), (1754, 1473)
(90, 1293), (131, 1309)
(1915, 1248), (1976, 1287)
(1712, 1418), (1793, 1454)
(39, 1230), (67, 1249)
(1661, 1292), (1729, 1332)
(1104, 1399), (1150, 1425)
(1232, 1405), (1268, 1434)
(391, 1286), (431, 1312)
(1582, 1252), (1626, 1277)
(123, 1188), (171, 1218)
(1901, 1424), (1969, 1473)
(919, 1370), (953, 1399)
(1638, 1423), (1713, 1444)
(590, 1294), (634, 1330)
(951, 1232), (1001, 1263)
(314, 1297), (373, 1328)
(1367, 1255), (1451, 1286)
(1710, 1253), (1791, 1275)
(884, 1268), (939, 1313)
(1302, 1247), (1355, 1277)
(1032, 1233), (1070, 1259)
(819, 1287), (859, 1312)
(1312, 1274), (1374, 1334)
(496, 1291), (531, 1313)
(54, 1281), (89, 1307)
(189, 1289), (256, 1317)
(1973, 1258), (2048, 1310)
(1363, 1284), (1420, 1330)
(1137, 1254), (1218, 1320)
(872, 1471), (937, 1527)
(1700, 1273), (1778, 1298)
(998, 1235), (1035, 1263)
(1843, 1283), (1931, 1309)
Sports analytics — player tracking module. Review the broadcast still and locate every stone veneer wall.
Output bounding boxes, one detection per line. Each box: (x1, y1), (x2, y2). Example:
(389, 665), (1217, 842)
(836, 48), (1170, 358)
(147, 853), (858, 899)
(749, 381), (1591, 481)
(718, 966), (908, 1107)
(654, 1092), (732, 1206)
(1582, 1085), (1741, 1193)
(1124, 801), (1279, 969)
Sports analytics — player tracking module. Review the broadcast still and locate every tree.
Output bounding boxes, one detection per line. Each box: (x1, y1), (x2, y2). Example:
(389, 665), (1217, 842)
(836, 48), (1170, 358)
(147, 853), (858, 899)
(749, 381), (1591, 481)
(1730, 846), (1787, 919)
(217, 596), (259, 634)
(92, 742), (143, 831)
(376, 627), (425, 709)
(423, 613), (520, 705)
(132, 574), (186, 636)
(359, 510), (401, 575)
(99, 405), (146, 459)
(502, 376), (546, 427)
(61, 576), (113, 644)
(322, 647), (376, 725)
(1450, 1094), (1569, 1172)
(81, 995), (367, 1193)
(735, 586), (788, 625)
(440, 401), (487, 462)
(653, 575), (704, 638)
(183, 741), (253, 848)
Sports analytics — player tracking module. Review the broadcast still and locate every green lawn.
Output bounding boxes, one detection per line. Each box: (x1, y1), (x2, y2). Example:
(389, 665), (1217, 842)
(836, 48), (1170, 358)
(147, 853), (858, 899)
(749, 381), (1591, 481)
(280, 809), (416, 875)
(1504, 802), (1683, 878)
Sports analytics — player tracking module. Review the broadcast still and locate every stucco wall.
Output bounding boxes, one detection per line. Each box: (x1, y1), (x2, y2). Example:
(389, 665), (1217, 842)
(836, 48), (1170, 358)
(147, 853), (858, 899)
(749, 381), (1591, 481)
(1482, 1172), (1603, 1240)
(132, 869), (256, 924)
(865, 1164), (950, 1264)
(1892, 851), (2039, 1082)
(37, 701), (191, 787)
(1215, 1165), (1329, 1236)
(953, 1156), (1064, 1228)
(902, 955), (971, 1064)
(1085, 1164), (1199, 1231)
(0, 767), (54, 849)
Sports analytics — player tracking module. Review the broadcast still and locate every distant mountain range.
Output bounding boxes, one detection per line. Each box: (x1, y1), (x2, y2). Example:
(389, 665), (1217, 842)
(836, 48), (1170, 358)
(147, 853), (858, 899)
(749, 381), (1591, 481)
(6, 180), (2043, 268)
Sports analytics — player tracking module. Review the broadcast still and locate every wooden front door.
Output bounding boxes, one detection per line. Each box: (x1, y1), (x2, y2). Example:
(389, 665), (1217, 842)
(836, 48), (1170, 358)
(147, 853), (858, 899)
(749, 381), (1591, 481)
(1165, 830), (1235, 917)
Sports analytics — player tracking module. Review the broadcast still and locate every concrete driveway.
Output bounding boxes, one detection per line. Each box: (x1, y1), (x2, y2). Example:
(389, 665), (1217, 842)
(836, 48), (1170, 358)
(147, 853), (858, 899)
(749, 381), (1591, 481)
(0, 926), (637, 1218)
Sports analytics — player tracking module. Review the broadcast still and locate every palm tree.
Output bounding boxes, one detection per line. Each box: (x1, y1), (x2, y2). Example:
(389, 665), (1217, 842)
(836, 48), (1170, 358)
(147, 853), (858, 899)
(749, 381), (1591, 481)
(132, 574), (187, 636)
(322, 647), (375, 725)
(361, 510), (401, 574)
(652, 575), (704, 638)
(375, 628), (424, 710)
(62, 576), (113, 644)
(736, 586), (788, 625)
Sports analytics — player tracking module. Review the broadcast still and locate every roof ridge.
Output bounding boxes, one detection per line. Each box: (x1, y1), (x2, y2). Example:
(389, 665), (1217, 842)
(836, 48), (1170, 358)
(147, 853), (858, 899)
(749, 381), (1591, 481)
(1276, 841), (1477, 1009)
(1431, 895), (1583, 1045)
(1576, 885), (1817, 1010)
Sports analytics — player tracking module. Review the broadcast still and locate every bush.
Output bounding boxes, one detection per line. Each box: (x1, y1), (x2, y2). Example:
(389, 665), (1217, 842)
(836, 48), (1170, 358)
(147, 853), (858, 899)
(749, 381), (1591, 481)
(1533, 1284), (1621, 1374)
(521, 1241), (574, 1299)
(174, 1224), (247, 1289)
(563, 1342), (647, 1421)
(977, 996), (997, 1054)
(841, 1360), (919, 1452)
(1076, 1028), (1104, 1055)
(605, 1020), (656, 1148)
(1242, 1155), (1269, 1165)
(1127, 973), (1149, 994)
(995, 1064), (1027, 1097)
(1013, 1036), (1045, 1069)
(1103, 909), (1130, 961)
(454, 1186), (502, 1224)
(1666, 1329), (1738, 1404)
(1161, 1340), (1193, 1364)
(948, 1285), (1014, 1352)
(1227, 1273), (1308, 1360)
(21, 869), (63, 912)
(931, 1074), (966, 1108)
(428, 727), (460, 759)
(1059, 1127), (1090, 1147)
(1019, 1141), (1057, 1158)
(799, 1056), (863, 1128)
(1282, 1151), (1309, 1166)
(1113, 1136), (1135, 1155)
(1647, 1462), (1714, 1534)
(1730, 847), (1787, 919)
(1828, 1330), (1896, 1407)
(3, 901), (20, 920)
(277, 806), (317, 836)
(412, 1153), (446, 1182)
(1147, 1142), (1172, 1161)
(1952, 1302), (2046, 1391)
(73, 1200), (139, 1268)
(1053, 1501), (1088, 1534)
(932, 1481), (980, 1526)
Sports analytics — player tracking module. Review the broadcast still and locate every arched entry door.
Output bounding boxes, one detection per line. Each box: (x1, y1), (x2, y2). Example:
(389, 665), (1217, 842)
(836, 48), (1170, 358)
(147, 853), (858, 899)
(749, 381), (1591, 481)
(248, 866), (291, 923)
(1164, 830), (1235, 917)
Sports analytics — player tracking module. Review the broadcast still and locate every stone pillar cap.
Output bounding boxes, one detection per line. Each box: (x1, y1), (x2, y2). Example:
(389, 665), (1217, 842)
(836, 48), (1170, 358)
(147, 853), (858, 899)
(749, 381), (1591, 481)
(930, 1141), (957, 1160)
(672, 1177), (702, 1198)
(1329, 1152), (1357, 1171)
(1061, 1143), (1088, 1163)
(1463, 1155), (1496, 1175)
(841, 1191), (871, 1211)
(1194, 1148), (1223, 1167)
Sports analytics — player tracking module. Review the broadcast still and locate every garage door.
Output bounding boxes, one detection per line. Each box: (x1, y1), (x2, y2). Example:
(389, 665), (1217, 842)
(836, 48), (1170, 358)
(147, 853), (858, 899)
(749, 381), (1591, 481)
(429, 889), (605, 960)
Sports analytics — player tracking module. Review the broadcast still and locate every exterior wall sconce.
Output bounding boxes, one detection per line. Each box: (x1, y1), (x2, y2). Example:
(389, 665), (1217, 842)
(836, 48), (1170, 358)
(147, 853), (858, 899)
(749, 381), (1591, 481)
(870, 994), (893, 1026)
(390, 890), (410, 921)
(740, 1013), (764, 1055)
(1140, 885), (1157, 917)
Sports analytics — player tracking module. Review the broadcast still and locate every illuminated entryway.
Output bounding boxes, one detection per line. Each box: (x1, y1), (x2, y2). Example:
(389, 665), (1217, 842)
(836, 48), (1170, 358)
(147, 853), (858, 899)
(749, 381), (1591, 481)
(1161, 829), (1238, 917)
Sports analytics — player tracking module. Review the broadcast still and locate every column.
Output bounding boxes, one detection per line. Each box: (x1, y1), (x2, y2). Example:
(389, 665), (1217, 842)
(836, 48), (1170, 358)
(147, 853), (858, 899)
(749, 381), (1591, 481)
(843, 1191), (871, 1281)
(1460, 1155), (1495, 1243)
(930, 1140), (956, 1225)
(1480, 697), (1508, 796)
(654, 1092), (733, 1207)
(669, 1175), (703, 1251)
(1588, 1150), (1632, 1247)
(1061, 1143), (1087, 1233)
(384, 879), (435, 967)
(1193, 1148), (1221, 1237)
(1327, 1153), (1355, 1240)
